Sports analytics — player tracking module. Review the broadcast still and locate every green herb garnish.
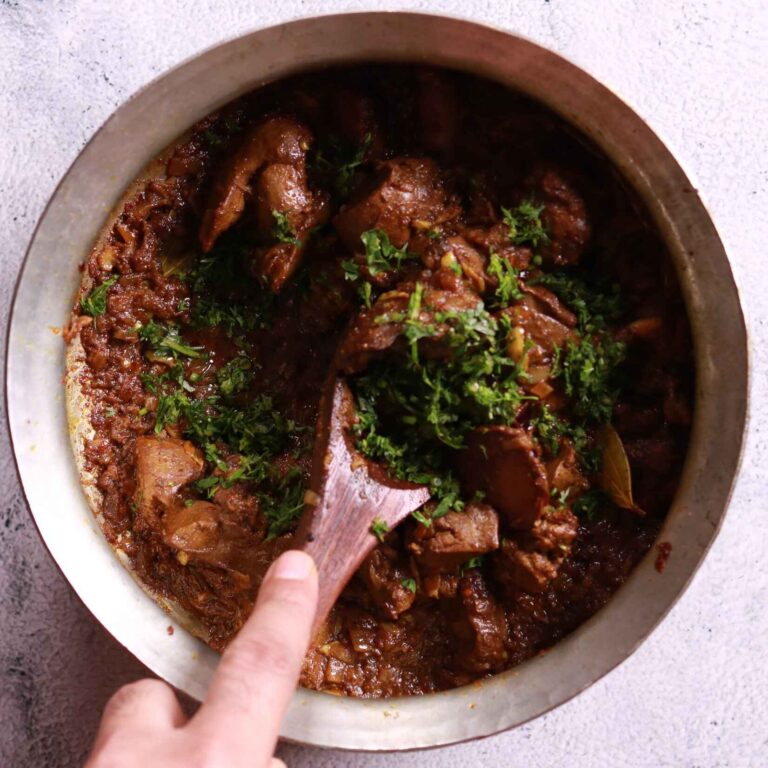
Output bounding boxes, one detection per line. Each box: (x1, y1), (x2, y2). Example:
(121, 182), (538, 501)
(271, 210), (301, 246)
(351, 293), (530, 518)
(462, 555), (485, 573)
(371, 517), (389, 542)
(487, 252), (522, 306)
(501, 199), (548, 247)
(217, 355), (254, 396)
(138, 321), (202, 359)
(572, 489), (606, 520)
(532, 272), (622, 334)
(80, 275), (119, 317)
(359, 229), (415, 276)
(559, 335), (626, 424)
(187, 234), (274, 336)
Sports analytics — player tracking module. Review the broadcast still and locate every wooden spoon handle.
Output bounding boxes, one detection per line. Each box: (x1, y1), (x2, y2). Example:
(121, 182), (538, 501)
(294, 378), (430, 638)
(297, 496), (382, 638)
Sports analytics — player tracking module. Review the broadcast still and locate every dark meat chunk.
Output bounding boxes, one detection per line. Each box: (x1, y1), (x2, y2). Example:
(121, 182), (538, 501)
(525, 168), (590, 266)
(199, 115), (328, 292)
(408, 503), (499, 573)
(421, 236), (489, 294)
(521, 284), (578, 328)
(213, 484), (263, 528)
(449, 570), (509, 673)
(200, 115), (311, 250)
(333, 157), (459, 252)
(163, 499), (288, 584)
(503, 300), (575, 366)
(494, 506), (578, 593)
(335, 273), (480, 374)
(546, 441), (588, 496)
(359, 546), (416, 619)
(251, 161), (329, 291)
(335, 289), (410, 374)
(134, 436), (204, 529)
(462, 222), (533, 269)
(164, 500), (228, 561)
(459, 427), (549, 530)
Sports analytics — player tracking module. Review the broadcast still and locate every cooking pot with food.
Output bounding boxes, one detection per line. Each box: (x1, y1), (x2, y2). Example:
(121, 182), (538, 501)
(7, 13), (747, 750)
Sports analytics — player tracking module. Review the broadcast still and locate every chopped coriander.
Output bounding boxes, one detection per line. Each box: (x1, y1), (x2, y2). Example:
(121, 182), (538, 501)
(271, 210), (301, 245)
(80, 275), (119, 317)
(203, 128), (224, 147)
(138, 321), (202, 359)
(401, 578), (417, 594)
(550, 487), (571, 509)
(447, 258), (463, 276)
(487, 251), (523, 306)
(371, 517), (389, 542)
(530, 404), (599, 470)
(217, 355), (254, 396)
(341, 259), (360, 281)
(187, 235), (274, 336)
(342, 230), (418, 306)
(359, 229), (415, 276)
(501, 199), (549, 247)
(359, 281), (373, 308)
(462, 555), (485, 573)
(532, 271), (622, 334)
(559, 335), (626, 424)
(260, 468), (306, 539)
(351, 291), (530, 516)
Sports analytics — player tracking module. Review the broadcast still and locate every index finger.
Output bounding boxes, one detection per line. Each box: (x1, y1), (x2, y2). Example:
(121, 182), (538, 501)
(192, 550), (318, 760)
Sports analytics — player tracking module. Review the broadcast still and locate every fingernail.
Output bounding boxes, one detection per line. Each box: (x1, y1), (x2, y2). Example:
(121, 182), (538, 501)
(270, 550), (314, 581)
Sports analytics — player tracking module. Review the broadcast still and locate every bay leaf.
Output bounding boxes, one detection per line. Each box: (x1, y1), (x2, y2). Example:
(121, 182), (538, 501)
(599, 424), (643, 514)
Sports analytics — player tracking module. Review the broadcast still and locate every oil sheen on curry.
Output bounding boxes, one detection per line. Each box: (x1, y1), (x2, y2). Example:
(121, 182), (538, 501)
(67, 66), (692, 697)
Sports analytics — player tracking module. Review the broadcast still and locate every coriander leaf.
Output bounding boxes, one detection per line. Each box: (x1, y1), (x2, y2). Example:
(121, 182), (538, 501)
(217, 355), (254, 396)
(271, 210), (300, 246)
(261, 469), (306, 539)
(401, 578), (417, 594)
(371, 517), (389, 542)
(187, 235), (274, 336)
(341, 259), (360, 281)
(359, 229), (415, 276)
(502, 199), (548, 247)
(359, 281), (373, 308)
(531, 271), (622, 334)
(462, 555), (485, 573)
(487, 251), (522, 306)
(80, 275), (119, 317)
(530, 404), (600, 472)
(559, 335), (626, 424)
(138, 321), (202, 359)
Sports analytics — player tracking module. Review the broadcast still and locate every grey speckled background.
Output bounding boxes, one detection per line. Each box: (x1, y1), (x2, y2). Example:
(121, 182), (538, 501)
(2, 1), (767, 766)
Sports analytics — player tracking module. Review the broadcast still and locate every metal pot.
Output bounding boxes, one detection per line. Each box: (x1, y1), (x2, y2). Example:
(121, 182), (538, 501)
(6, 12), (748, 751)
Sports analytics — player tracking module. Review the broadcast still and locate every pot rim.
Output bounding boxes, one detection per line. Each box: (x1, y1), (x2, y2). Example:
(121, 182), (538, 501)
(5, 11), (749, 752)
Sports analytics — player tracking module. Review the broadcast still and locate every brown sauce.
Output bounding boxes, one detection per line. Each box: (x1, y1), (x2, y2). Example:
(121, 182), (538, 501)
(69, 65), (692, 697)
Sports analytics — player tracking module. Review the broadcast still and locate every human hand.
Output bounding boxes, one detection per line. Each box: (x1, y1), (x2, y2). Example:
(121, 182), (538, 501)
(85, 550), (318, 768)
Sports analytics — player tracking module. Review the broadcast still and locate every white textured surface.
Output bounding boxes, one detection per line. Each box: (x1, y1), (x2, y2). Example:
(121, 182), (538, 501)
(1, 1), (766, 766)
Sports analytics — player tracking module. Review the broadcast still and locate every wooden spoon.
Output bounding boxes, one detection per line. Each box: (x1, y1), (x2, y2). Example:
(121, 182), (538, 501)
(294, 377), (430, 637)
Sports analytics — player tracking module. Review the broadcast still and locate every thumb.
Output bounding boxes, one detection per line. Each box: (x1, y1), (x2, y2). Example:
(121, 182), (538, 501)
(192, 550), (318, 760)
